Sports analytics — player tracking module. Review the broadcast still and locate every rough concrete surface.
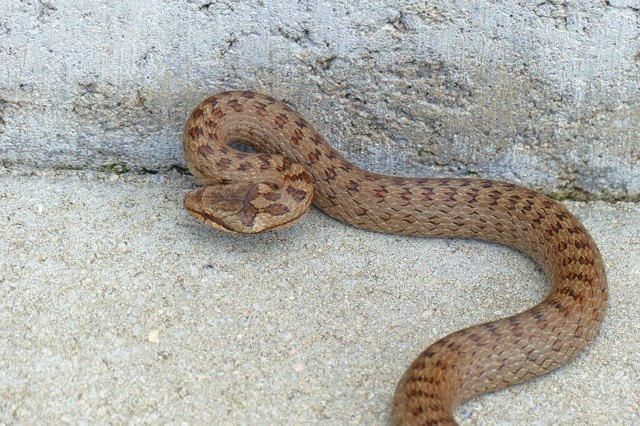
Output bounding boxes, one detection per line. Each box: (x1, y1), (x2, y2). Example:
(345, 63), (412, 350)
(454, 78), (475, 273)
(1, 1), (639, 425)
(0, 170), (638, 425)
(0, 1), (638, 200)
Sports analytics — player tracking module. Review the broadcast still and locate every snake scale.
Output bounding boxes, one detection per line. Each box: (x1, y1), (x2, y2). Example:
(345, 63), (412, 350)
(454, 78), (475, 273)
(182, 90), (607, 425)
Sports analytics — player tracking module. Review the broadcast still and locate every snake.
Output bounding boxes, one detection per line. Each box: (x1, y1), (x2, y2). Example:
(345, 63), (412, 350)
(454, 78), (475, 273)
(182, 90), (608, 425)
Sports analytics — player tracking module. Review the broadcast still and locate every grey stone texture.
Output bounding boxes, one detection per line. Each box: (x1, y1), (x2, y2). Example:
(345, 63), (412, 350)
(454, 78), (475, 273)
(0, 1), (638, 200)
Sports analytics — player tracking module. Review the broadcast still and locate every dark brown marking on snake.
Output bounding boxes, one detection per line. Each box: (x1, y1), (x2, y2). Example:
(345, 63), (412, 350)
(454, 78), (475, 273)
(263, 191), (282, 202)
(286, 186), (308, 202)
(276, 158), (293, 173)
(231, 100), (245, 112)
(189, 126), (204, 139)
(238, 186), (261, 226)
(559, 283), (585, 302)
(306, 151), (320, 165)
(374, 187), (389, 200)
(206, 118), (218, 130)
(263, 203), (290, 216)
(192, 108), (204, 120)
(346, 180), (360, 192)
(197, 144), (216, 158)
(215, 158), (233, 170)
(238, 162), (252, 172)
(256, 154), (272, 170)
(400, 190), (412, 202)
(274, 113), (289, 128)
(290, 128), (304, 146)
(321, 166), (338, 183)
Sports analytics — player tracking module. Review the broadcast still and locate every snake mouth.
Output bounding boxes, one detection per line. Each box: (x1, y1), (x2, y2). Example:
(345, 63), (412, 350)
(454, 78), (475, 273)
(186, 208), (239, 234)
(187, 206), (303, 234)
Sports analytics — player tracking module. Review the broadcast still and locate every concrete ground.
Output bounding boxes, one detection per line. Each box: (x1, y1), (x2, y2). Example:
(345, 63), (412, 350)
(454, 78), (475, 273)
(0, 169), (638, 425)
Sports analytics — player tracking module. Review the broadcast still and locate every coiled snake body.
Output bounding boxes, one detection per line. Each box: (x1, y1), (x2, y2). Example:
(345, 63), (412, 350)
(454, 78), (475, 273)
(182, 91), (607, 425)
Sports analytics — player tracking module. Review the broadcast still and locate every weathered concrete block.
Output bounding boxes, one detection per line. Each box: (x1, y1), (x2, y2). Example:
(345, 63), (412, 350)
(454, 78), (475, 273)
(1, 1), (638, 200)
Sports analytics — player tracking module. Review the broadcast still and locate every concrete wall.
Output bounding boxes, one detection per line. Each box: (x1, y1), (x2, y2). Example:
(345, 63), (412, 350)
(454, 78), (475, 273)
(1, 0), (638, 200)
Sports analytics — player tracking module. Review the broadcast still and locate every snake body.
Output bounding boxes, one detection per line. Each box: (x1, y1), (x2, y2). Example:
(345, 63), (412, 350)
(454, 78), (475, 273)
(182, 91), (607, 425)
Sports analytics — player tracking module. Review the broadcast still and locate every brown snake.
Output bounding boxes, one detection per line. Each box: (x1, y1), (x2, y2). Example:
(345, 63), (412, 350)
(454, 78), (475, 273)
(182, 91), (607, 425)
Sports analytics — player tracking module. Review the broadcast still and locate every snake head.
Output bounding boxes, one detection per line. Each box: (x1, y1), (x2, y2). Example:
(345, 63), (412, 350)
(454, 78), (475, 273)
(184, 179), (313, 234)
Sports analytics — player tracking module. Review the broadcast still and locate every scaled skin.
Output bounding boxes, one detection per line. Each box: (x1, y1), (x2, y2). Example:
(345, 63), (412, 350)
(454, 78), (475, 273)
(182, 91), (607, 425)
